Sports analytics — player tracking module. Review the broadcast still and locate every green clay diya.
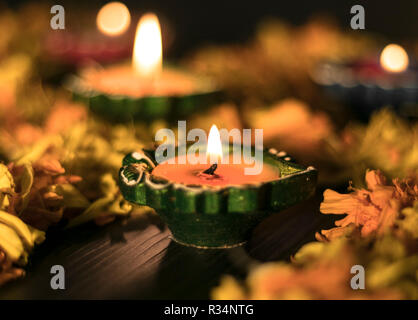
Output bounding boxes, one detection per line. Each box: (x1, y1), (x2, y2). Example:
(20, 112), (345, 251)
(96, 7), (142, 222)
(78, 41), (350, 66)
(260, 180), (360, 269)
(66, 66), (222, 123)
(66, 13), (222, 123)
(118, 146), (317, 249)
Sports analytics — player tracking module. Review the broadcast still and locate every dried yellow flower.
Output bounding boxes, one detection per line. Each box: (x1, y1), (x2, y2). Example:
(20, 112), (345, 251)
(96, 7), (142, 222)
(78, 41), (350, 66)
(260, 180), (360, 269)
(317, 170), (418, 240)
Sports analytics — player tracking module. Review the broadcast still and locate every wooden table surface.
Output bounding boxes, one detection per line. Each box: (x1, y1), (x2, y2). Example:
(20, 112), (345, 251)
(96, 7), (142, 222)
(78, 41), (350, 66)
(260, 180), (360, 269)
(0, 190), (336, 299)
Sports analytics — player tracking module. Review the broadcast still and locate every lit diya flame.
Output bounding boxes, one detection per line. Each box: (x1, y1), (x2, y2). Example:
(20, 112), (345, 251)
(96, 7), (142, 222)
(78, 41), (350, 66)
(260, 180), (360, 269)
(380, 44), (409, 73)
(96, 2), (131, 36)
(132, 13), (163, 79)
(204, 125), (223, 174)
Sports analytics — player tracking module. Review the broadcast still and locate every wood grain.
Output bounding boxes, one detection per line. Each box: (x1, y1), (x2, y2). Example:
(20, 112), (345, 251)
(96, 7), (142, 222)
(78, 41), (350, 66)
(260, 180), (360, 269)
(0, 191), (336, 299)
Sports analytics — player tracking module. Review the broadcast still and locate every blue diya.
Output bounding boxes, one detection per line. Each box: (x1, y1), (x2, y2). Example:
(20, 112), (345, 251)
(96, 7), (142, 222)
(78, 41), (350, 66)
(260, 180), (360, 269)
(312, 44), (418, 120)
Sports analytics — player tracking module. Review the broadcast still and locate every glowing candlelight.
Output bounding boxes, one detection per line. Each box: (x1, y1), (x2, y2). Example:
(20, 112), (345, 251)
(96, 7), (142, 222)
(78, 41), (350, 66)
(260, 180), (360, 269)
(132, 13), (163, 79)
(96, 2), (131, 36)
(380, 44), (409, 73)
(206, 124), (223, 164)
(72, 12), (219, 121)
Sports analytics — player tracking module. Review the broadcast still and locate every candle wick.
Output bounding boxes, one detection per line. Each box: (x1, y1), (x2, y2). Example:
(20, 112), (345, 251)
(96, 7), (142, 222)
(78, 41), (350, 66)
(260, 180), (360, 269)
(203, 163), (218, 175)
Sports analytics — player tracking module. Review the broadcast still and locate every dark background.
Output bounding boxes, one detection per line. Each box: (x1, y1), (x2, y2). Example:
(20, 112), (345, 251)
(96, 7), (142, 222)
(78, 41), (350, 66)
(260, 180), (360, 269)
(4, 0), (418, 56)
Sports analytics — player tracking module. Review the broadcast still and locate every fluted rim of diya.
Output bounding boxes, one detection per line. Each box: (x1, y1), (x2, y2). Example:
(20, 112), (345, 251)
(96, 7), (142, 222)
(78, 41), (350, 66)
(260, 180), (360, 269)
(118, 146), (317, 248)
(65, 73), (223, 123)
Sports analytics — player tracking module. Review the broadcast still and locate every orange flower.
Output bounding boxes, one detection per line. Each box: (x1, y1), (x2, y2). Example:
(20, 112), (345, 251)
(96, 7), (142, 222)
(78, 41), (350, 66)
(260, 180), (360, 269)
(45, 100), (87, 134)
(248, 98), (333, 156)
(13, 124), (43, 146)
(317, 170), (418, 240)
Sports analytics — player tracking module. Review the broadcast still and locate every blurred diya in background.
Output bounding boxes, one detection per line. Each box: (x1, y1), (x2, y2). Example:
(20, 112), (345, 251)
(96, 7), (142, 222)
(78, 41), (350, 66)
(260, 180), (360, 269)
(118, 125), (317, 248)
(313, 44), (418, 120)
(44, 2), (133, 66)
(67, 12), (221, 123)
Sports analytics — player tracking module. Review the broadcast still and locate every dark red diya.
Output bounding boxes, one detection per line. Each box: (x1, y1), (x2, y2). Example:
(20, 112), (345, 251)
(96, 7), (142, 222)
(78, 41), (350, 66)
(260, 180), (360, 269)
(43, 2), (138, 66)
(313, 44), (418, 120)
(43, 30), (133, 66)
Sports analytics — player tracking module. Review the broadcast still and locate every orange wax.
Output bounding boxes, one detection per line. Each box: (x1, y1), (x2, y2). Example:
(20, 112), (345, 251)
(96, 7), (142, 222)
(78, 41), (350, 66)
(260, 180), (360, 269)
(80, 66), (205, 97)
(152, 155), (280, 187)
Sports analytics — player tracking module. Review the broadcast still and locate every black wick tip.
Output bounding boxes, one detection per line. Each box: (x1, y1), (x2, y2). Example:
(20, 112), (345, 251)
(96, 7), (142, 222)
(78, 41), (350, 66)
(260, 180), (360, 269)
(203, 163), (218, 175)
